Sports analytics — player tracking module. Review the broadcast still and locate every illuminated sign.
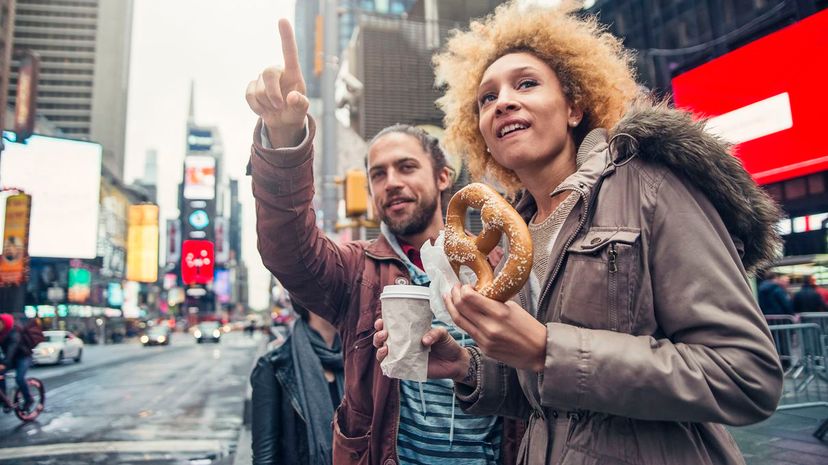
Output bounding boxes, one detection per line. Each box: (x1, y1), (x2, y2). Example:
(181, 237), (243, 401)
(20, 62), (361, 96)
(183, 156), (216, 200)
(188, 209), (210, 230)
(166, 219), (181, 264)
(672, 9), (828, 185)
(68, 268), (91, 303)
(181, 240), (214, 285)
(0, 194), (31, 286)
(107, 282), (124, 307)
(187, 127), (214, 153)
(126, 204), (159, 283)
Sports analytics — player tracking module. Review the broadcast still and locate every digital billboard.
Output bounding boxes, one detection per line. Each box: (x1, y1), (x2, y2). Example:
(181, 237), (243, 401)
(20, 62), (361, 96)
(187, 127), (214, 153)
(126, 205), (159, 283)
(0, 132), (102, 258)
(0, 194), (32, 286)
(183, 155), (216, 200)
(181, 240), (214, 285)
(672, 9), (828, 185)
(214, 269), (231, 304)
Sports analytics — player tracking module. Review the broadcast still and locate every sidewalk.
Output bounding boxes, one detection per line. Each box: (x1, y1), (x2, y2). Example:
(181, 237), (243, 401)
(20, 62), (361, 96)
(731, 405), (828, 464)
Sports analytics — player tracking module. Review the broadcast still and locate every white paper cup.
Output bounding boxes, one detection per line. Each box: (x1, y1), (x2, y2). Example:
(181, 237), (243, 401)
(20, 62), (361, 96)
(379, 284), (432, 381)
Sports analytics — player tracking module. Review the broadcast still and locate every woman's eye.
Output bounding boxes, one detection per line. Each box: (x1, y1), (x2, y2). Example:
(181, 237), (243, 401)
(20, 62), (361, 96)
(518, 80), (538, 90)
(479, 93), (495, 106)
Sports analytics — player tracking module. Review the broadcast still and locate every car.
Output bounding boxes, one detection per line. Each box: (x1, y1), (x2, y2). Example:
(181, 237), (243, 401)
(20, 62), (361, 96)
(141, 326), (171, 346)
(194, 321), (221, 343)
(32, 330), (84, 365)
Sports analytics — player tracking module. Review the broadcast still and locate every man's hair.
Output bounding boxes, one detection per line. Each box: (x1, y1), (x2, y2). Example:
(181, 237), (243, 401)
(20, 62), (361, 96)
(366, 124), (451, 182)
(292, 301), (310, 321)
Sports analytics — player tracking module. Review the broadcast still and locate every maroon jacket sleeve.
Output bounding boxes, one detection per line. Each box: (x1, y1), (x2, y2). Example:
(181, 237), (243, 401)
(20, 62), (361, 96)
(249, 117), (361, 326)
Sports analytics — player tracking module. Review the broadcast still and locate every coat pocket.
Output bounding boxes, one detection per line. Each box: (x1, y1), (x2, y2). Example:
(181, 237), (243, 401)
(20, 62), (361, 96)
(557, 227), (641, 331)
(333, 404), (372, 464)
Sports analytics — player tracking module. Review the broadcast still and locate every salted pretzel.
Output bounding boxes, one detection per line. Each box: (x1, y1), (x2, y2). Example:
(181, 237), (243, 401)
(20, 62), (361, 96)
(444, 183), (532, 302)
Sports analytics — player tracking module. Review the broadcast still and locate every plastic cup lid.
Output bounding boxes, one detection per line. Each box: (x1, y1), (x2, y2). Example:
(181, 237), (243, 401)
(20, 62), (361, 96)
(380, 284), (430, 300)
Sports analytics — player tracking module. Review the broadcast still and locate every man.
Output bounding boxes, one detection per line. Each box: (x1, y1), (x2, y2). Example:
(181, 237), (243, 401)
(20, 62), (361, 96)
(793, 275), (827, 313)
(0, 313), (34, 412)
(246, 20), (518, 465)
(758, 272), (793, 315)
(251, 302), (344, 465)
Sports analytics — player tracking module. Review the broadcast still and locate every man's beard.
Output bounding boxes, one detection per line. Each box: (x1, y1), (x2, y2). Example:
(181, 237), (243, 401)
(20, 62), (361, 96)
(381, 195), (438, 237)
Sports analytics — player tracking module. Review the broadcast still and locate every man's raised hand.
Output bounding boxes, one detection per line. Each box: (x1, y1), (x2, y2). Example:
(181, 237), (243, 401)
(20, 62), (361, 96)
(246, 19), (310, 148)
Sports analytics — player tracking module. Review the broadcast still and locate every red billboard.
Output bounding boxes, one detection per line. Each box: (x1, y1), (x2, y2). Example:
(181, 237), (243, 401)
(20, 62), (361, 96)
(181, 240), (214, 285)
(672, 9), (828, 185)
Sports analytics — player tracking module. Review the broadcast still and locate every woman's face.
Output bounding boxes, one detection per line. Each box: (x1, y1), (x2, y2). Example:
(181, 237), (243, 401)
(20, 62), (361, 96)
(477, 52), (582, 174)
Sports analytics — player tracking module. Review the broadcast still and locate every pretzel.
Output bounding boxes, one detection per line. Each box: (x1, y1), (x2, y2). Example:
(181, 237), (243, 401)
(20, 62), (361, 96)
(444, 183), (532, 302)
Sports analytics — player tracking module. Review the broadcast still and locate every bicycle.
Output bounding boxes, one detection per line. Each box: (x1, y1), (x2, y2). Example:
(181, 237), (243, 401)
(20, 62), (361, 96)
(0, 373), (45, 422)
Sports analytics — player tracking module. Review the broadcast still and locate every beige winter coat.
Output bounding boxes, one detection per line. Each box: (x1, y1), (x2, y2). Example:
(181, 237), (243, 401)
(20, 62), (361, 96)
(456, 105), (784, 465)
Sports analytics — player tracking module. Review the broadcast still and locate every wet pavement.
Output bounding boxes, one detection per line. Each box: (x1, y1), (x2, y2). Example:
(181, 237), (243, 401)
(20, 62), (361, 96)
(0, 331), (261, 464)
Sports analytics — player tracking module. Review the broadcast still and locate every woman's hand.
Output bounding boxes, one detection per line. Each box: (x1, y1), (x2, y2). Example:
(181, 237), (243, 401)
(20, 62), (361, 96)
(373, 318), (471, 383)
(445, 284), (547, 371)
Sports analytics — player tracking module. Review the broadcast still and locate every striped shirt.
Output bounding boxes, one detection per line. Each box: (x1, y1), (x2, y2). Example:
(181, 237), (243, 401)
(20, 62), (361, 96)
(398, 320), (502, 465)
(381, 224), (503, 465)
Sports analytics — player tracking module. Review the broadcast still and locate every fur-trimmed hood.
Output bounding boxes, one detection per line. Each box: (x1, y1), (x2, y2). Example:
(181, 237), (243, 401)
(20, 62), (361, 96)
(609, 102), (783, 273)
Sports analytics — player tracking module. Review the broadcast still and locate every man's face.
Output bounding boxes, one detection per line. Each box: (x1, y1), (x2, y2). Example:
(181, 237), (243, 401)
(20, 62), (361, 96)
(367, 133), (450, 237)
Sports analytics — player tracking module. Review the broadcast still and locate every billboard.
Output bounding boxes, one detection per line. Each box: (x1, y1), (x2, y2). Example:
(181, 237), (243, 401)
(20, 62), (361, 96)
(122, 281), (141, 319)
(126, 205), (159, 283)
(166, 219), (181, 265)
(0, 132), (102, 258)
(107, 282), (124, 307)
(187, 127), (214, 153)
(0, 194), (32, 286)
(183, 155), (216, 200)
(214, 269), (231, 304)
(68, 268), (91, 303)
(181, 240), (214, 285)
(214, 217), (229, 265)
(672, 9), (828, 185)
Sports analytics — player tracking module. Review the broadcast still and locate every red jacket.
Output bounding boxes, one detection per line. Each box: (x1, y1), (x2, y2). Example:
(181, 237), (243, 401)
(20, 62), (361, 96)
(250, 118), (521, 465)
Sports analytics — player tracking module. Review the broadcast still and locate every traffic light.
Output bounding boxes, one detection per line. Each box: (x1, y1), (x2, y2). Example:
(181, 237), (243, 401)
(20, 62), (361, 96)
(344, 169), (368, 218)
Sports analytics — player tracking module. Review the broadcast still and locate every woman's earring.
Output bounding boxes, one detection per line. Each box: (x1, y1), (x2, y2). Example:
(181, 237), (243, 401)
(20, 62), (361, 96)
(486, 147), (491, 153)
(569, 120), (579, 127)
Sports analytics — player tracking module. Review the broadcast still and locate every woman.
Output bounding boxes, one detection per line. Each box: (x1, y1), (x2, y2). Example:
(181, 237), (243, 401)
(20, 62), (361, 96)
(250, 303), (344, 465)
(374, 2), (783, 464)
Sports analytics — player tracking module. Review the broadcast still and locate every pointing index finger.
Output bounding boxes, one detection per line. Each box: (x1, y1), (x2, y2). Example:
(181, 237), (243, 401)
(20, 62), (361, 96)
(278, 19), (301, 74)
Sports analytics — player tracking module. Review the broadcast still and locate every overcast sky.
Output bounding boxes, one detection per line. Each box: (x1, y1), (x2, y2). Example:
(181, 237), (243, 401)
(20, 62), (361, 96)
(124, 0), (294, 311)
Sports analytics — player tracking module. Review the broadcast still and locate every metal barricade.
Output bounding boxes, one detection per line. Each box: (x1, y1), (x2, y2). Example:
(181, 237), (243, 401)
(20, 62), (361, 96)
(765, 314), (799, 326)
(768, 323), (828, 440)
(800, 312), (828, 335)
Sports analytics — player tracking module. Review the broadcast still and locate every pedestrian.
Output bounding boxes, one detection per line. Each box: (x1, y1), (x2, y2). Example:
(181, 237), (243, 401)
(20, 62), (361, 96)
(793, 275), (827, 313)
(0, 313), (34, 413)
(250, 303), (343, 465)
(246, 20), (520, 465)
(374, 2), (783, 464)
(758, 271), (794, 315)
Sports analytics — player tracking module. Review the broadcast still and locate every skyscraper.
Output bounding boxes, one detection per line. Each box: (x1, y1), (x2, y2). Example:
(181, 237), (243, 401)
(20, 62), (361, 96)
(6, 0), (134, 181)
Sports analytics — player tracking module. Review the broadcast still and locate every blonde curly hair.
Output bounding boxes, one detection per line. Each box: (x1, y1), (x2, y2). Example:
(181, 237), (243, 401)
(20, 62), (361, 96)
(434, 0), (640, 194)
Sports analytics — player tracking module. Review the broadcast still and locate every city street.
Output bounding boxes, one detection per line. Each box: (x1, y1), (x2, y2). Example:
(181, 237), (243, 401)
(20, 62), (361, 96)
(0, 331), (260, 465)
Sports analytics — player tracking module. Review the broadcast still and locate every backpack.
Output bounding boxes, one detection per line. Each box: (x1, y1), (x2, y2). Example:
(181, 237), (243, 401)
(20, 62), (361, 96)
(19, 322), (45, 356)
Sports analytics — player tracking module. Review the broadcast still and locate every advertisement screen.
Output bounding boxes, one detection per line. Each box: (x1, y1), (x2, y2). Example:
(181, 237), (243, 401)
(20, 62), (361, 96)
(68, 268), (91, 303)
(672, 9), (828, 185)
(183, 156), (216, 200)
(181, 240), (214, 285)
(107, 282), (124, 307)
(0, 194), (32, 285)
(126, 205), (159, 283)
(0, 132), (102, 258)
(214, 269), (231, 304)
(187, 127), (214, 153)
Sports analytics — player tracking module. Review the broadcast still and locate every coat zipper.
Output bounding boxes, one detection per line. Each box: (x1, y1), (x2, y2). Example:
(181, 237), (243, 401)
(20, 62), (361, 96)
(565, 411), (581, 444)
(608, 243), (618, 331)
(537, 187), (589, 312)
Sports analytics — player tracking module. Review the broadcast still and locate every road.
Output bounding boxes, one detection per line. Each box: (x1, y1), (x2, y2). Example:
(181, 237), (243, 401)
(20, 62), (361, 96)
(0, 331), (262, 465)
